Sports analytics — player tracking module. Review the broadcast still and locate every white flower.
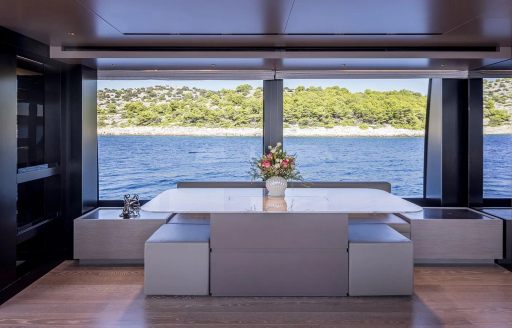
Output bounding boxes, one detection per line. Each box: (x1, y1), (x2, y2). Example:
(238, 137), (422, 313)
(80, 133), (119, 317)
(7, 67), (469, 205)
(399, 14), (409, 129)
(276, 142), (282, 147)
(270, 149), (275, 153)
(274, 163), (280, 168)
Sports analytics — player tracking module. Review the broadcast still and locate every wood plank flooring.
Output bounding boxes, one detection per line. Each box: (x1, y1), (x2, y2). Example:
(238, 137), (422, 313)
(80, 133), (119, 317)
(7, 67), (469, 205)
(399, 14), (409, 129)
(1, 261), (512, 327)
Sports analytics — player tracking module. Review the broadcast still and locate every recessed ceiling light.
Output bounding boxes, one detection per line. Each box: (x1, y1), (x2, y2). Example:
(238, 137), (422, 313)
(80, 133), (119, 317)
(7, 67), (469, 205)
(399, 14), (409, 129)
(211, 64), (216, 68)
(440, 64), (447, 67)
(67, 32), (76, 36)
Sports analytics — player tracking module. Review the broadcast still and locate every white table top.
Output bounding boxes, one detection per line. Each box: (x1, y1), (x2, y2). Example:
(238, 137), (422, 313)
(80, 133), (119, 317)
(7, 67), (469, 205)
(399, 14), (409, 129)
(142, 188), (423, 214)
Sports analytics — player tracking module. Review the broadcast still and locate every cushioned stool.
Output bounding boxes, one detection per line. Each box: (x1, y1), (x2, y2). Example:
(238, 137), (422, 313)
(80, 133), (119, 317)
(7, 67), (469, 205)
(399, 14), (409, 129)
(349, 224), (413, 296)
(144, 224), (210, 295)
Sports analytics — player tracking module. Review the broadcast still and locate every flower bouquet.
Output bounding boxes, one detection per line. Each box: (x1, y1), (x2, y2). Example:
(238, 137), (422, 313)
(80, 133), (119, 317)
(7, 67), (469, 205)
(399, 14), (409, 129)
(250, 143), (302, 197)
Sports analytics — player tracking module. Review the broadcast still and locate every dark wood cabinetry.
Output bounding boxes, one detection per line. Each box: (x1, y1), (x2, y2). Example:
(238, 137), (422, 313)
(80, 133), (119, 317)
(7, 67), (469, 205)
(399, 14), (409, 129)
(1, 26), (98, 303)
(0, 27), (99, 303)
(16, 57), (62, 236)
(13, 56), (64, 282)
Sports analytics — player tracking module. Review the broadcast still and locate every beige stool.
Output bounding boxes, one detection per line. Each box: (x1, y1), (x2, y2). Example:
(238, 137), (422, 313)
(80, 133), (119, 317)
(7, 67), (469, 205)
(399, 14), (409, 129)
(144, 224), (210, 295)
(349, 224), (413, 296)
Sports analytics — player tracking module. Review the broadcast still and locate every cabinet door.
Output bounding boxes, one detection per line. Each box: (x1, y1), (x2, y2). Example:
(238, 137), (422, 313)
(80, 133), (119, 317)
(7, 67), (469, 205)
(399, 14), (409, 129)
(211, 213), (348, 249)
(211, 249), (348, 296)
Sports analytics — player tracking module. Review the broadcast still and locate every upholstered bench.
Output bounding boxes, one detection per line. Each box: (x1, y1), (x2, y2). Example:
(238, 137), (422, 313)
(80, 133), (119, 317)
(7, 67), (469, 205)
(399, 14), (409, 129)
(398, 208), (503, 263)
(169, 213), (210, 225)
(348, 224), (413, 296)
(144, 224), (210, 295)
(349, 213), (410, 238)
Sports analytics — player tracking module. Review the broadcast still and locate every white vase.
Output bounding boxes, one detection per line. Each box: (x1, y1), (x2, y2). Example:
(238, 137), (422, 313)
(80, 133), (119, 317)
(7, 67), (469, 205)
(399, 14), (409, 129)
(265, 176), (287, 197)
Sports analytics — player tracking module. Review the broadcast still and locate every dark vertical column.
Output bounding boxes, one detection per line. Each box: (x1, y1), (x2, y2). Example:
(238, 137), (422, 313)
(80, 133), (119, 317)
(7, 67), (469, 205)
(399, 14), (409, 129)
(0, 49), (17, 289)
(263, 79), (283, 152)
(44, 63), (64, 255)
(468, 78), (483, 207)
(425, 78), (471, 206)
(63, 65), (83, 229)
(442, 79), (468, 206)
(62, 65), (98, 257)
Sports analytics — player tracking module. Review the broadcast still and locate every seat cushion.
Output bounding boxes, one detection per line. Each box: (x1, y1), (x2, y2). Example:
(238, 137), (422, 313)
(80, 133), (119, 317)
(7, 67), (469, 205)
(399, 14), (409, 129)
(170, 213), (210, 225)
(349, 213), (410, 233)
(146, 224), (210, 243)
(349, 224), (411, 243)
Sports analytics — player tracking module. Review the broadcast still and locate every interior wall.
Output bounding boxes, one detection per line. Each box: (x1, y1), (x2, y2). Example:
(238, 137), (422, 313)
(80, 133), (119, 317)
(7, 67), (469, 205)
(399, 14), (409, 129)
(62, 65), (99, 258)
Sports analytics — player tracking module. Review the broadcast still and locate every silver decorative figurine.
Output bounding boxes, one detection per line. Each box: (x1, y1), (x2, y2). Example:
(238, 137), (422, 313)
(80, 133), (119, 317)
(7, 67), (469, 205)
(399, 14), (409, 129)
(120, 194), (141, 219)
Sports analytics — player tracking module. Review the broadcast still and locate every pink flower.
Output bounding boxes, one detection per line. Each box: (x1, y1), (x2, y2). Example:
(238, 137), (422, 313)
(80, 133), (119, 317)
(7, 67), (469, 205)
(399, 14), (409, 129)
(281, 158), (290, 168)
(262, 160), (271, 168)
(266, 153), (273, 160)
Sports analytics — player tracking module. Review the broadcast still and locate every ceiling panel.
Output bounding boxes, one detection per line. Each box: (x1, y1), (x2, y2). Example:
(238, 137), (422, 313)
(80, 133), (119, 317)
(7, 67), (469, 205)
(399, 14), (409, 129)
(285, 0), (478, 34)
(0, 0), (510, 48)
(0, 0), (120, 46)
(79, 0), (294, 34)
(444, 17), (512, 43)
(0, 0), (511, 73)
(474, 58), (512, 70)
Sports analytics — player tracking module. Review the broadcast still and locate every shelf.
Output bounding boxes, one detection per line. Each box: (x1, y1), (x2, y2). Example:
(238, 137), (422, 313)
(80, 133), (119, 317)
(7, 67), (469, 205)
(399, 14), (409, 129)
(17, 166), (60, 184)
(17, 218), (55, 244)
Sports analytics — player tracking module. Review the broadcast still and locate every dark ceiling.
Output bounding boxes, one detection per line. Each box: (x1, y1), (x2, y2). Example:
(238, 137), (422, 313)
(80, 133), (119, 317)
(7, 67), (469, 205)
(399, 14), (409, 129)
(0, 0), (511, 74)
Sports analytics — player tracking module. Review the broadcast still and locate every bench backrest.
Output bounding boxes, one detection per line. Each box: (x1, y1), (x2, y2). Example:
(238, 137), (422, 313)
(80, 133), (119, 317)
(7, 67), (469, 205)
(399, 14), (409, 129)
(176, 181), (391, 193)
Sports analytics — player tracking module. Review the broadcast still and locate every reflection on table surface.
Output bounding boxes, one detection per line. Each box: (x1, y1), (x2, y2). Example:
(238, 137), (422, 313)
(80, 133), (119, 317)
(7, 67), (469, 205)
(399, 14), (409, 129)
(142, 188), (423, 214)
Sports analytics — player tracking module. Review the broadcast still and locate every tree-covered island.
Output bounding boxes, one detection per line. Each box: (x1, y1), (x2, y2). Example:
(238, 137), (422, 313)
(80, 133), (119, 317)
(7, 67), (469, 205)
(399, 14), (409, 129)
(97, 79), (511, 135)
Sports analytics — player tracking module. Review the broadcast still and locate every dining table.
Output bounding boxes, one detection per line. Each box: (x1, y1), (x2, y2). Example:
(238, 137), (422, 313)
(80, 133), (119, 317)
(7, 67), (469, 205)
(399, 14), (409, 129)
(142, 187), (422, 296)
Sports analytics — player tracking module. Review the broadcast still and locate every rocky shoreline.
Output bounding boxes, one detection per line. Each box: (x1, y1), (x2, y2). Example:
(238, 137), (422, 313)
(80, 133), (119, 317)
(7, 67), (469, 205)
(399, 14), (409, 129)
(98, 125), (511, 137)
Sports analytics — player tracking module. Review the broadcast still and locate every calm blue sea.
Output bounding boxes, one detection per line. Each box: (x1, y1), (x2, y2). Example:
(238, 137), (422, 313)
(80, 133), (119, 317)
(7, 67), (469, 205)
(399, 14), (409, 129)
(98, 134), (512, 200)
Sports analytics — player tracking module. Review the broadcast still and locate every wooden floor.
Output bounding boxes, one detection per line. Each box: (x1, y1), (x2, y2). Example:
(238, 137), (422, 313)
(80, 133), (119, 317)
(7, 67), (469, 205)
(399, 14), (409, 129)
(1, 262), (512, 327)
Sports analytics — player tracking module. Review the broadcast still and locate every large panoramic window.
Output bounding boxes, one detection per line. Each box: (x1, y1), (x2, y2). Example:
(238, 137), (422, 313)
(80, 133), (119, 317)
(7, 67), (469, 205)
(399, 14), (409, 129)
(283, 79), (428, 197)
(483, 78), (512, 198)
(97, 80), (263, 200)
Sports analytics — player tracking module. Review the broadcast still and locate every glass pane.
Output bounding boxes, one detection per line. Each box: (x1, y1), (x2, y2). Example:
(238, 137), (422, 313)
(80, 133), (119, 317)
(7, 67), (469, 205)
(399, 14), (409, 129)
(283, 79), (428, 197)
(97, 80), (263, 200)
(483, 78), (512, 198)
